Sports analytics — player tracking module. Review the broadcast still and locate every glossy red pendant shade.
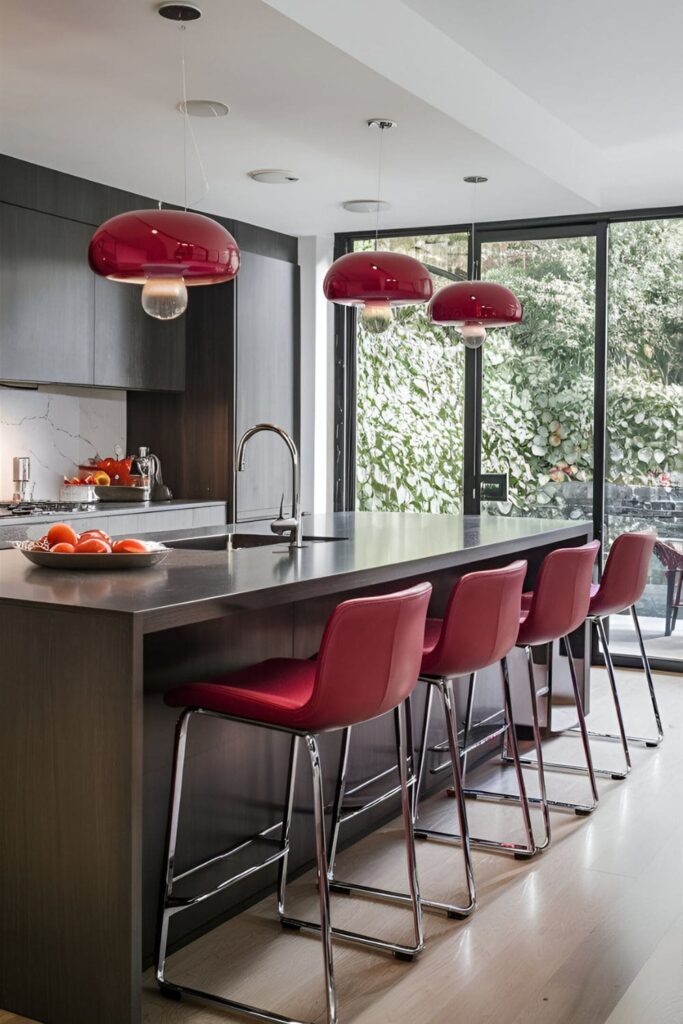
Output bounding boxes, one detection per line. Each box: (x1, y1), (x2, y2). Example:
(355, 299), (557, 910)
(89, 209), (240, 320)
(323, 251), (432, 332)
(429, 281), (521, 328)
(88, 209), (240, 286)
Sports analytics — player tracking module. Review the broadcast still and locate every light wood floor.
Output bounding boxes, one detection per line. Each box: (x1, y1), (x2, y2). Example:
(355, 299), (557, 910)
(4, 667), (683, 1024)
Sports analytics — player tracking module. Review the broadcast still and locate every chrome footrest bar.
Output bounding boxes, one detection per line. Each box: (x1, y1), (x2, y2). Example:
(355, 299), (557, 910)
(503, 752), (629, 781)
(563, 725), (662, 747)
(339, 776), (415, 825)
(168, 844), (288, 910)
(415, 825), (535, 858)
(463, 786), (596, 816)
(158, 979), (310, 1024)
(279, 914), (424, 957)
(173, 822), (284, 883)
(329, 878), (474, 918)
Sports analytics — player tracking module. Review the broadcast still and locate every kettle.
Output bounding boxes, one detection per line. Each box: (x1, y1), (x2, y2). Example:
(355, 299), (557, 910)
(134, 446), (173, 501)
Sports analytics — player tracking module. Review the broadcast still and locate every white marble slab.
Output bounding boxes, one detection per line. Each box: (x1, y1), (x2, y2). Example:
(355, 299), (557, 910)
(0, 384), (126, 500)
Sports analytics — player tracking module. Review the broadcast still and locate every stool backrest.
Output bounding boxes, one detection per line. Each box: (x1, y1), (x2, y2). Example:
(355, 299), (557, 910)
(311, 582), (432, 730)
(590, 530), (656, 617)
(518, 540), (600, 647)
(421, 560), (527, 678)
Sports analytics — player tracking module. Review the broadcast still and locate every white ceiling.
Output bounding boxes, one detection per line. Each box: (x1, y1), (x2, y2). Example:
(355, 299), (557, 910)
(0, 0), (681, 237)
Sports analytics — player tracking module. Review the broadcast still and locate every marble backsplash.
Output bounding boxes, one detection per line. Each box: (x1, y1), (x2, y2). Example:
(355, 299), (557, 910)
(0, 384), (126, 500)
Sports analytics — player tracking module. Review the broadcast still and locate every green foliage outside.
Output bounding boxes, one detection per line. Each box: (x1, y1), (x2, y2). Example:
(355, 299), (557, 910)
(356, 221), (683, 518)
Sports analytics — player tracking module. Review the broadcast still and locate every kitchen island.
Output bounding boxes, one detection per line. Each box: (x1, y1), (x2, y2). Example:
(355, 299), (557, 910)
(0, 512), (592, 1024)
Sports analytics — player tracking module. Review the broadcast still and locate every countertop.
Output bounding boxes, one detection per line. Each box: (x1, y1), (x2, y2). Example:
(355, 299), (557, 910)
(0, 512), (591, 632)
(0, 498), (226, 529)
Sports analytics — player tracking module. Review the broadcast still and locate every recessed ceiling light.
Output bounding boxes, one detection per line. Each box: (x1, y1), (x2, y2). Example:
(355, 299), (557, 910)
(158, 2), (202, 21)
(177, 100), (229, 118)
(342, 199), (391, 214)
(248, 169), (300, 184)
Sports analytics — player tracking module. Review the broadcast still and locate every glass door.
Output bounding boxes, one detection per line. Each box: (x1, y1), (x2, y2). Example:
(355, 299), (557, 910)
(604, 218), (683, 665)
(475, 227), (598, 525)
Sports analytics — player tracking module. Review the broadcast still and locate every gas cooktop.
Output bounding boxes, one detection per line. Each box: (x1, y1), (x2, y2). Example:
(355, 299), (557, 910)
(0, 499), (98, 517)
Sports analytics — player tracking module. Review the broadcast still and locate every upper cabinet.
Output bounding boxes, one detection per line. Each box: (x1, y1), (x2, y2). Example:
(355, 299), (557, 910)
(94, 276), (185, 391)
(234, 251), (300, 521)
(0, 199), (185, 391)
(0, 203), (94, 384)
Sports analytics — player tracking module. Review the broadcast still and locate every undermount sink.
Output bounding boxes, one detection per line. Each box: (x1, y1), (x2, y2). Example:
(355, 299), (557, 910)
(166, 533), (344, 551)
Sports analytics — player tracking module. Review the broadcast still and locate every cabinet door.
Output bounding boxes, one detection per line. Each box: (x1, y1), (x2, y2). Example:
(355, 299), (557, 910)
(235, 251), (299, 520)
(94, 276), (185, 391)
(0, 203), (94, 384)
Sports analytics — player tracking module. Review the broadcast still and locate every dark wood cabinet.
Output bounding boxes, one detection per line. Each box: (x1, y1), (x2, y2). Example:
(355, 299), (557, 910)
(234, 251), (300, 521)
(94, 276), (185, 391)
(0, 202), (94, 384)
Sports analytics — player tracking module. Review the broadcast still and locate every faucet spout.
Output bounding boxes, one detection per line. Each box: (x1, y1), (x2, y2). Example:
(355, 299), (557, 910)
(235, 423), (303, 548)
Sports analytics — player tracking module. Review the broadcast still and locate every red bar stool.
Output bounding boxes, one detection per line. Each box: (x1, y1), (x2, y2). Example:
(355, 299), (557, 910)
(468, 540), (601, 842)
(327, 561), (529, 921)
(562, 530), (662, 761)
(155, 582), (432, 1024)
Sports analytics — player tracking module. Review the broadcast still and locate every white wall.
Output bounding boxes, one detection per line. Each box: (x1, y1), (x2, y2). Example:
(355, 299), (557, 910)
(0, 384), (126, 500)
(298, 234), (335, 515)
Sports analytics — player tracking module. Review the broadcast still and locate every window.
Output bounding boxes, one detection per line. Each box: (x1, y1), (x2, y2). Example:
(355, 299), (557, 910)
(355, 233), (468, 512)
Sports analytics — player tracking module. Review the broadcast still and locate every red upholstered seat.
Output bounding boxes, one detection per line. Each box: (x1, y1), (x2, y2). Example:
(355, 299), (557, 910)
(516, 541), (600, 648)
(166, 582), (432, 733)
(588, 531), (656, 618)
(420, 561), (527, 678)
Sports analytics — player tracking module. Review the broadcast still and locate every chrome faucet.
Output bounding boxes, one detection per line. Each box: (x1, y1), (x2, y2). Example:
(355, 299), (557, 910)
(236, 424), (303, 548)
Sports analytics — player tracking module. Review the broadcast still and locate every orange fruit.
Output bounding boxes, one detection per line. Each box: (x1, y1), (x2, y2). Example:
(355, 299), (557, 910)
(111, 538), (147, 554)
(74, 538), (111, 554)
(50, 542), (75, 553)
(47, 523), (79, 548)
(93, 470), (111, 486)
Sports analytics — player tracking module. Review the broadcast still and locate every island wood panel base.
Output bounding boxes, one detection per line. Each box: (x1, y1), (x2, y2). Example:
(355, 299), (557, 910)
(0, 604), (143, 1024)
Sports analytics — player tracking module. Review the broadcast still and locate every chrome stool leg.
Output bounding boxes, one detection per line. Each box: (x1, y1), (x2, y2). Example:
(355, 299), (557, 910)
(286, 702), (425, 959)
(156, 711), (336, 1024)
(277, 735), (301, 918)
(423, 657), (537, 861)
(413, 677), (477, 913)
(563, 609), (663, 749)
(501, 639), (600, 815)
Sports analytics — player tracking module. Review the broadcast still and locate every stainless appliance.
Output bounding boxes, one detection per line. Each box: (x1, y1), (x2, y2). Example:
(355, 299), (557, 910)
(132, 446), (172, 501)
(0, 498), (98, 517)
(12, 457), (33, 503)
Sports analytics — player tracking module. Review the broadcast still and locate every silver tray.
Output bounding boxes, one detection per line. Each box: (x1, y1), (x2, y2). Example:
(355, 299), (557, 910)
(95, 485), (151, 502)
(12, 540), (170, 570)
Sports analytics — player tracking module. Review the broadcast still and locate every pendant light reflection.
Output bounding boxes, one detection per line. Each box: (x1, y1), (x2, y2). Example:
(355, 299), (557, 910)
(141, 277), (188, 320)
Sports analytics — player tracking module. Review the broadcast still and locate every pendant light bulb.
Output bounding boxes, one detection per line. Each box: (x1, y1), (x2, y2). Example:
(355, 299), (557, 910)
(361, 300), (393, 334)
(459, 324), (487, 348)
(141, 277), (188, 320)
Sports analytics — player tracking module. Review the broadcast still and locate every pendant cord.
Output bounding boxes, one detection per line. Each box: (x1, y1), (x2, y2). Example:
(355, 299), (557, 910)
(374, 125), (385, 251)
(179, 25), (209, 210)
(471, 180), (477, 278)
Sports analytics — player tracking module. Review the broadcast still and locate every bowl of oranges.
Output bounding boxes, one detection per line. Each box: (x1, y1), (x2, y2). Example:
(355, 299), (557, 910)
(13, 523), (169, 570)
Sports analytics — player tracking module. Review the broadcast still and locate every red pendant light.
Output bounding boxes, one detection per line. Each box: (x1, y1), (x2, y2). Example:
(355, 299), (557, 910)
(429, 175), (522, 347)
(88, 4), (240, 320)
(323, 120), (432, 332)
(429, 280), (522, 347)
(88, 209), (240, 318)
(323, 250), (433, 330)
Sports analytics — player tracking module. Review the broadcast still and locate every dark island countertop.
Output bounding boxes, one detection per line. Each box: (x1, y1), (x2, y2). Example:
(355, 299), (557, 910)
(0, 512), (591, 632)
